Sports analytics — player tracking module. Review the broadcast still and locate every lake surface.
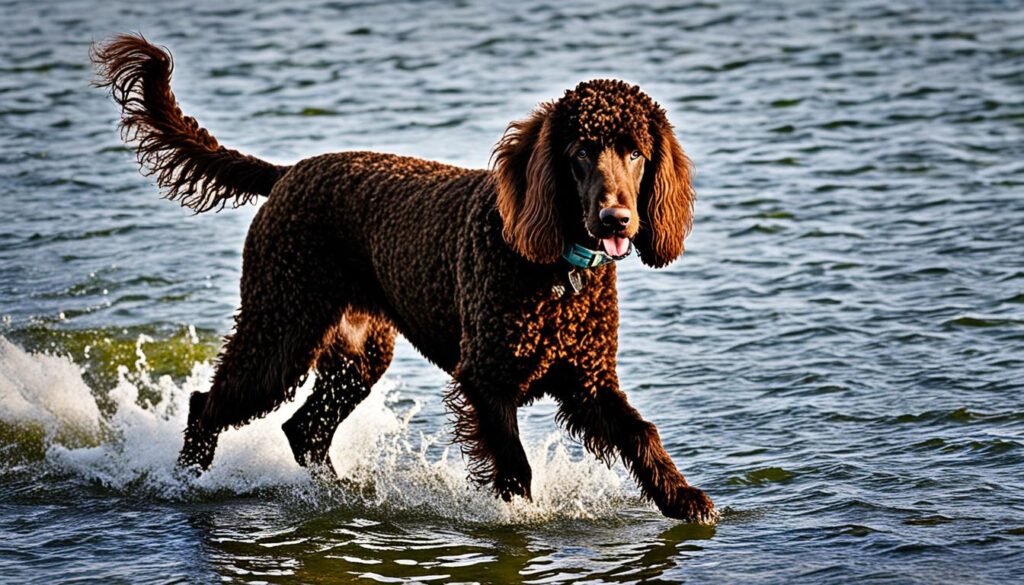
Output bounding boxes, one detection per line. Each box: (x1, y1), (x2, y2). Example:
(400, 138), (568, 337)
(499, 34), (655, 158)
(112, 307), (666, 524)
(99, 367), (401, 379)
(2, 0), (1023, 583)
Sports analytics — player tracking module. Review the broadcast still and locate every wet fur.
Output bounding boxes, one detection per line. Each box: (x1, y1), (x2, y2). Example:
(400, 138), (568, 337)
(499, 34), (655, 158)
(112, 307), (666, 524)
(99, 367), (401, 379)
(92, 34), (714, 522)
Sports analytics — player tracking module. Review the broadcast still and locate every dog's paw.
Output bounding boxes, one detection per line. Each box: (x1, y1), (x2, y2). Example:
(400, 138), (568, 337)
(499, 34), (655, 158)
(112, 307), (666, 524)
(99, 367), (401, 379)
(493, 465), (533, 502)
(657, 485), (717, 524)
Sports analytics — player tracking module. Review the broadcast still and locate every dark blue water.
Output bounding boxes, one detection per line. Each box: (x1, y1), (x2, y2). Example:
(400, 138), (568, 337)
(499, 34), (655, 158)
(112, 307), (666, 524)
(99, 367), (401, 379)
(2, 0), (1023, 583)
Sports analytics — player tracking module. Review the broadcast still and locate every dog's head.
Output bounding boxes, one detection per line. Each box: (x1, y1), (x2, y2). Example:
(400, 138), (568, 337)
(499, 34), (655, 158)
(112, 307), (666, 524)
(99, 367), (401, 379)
(493, 79), (695, 268)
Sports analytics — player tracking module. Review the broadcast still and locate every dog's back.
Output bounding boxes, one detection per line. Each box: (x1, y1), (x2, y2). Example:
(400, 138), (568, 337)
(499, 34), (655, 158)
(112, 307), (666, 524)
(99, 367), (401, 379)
(256, 151), (492, 371)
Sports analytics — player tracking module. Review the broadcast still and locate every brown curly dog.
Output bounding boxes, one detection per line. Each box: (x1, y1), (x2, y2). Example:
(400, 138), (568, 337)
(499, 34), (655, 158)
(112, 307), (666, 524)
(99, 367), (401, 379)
(92, 34), (715, 522)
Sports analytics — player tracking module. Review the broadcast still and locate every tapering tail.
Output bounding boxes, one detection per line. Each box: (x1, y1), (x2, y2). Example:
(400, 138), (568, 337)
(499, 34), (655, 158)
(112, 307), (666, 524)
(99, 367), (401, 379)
(91, 34), (289, 213)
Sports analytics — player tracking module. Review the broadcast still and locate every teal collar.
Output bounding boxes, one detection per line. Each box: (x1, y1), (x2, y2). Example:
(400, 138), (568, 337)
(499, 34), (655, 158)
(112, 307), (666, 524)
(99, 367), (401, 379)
(562, 241), (632, 269)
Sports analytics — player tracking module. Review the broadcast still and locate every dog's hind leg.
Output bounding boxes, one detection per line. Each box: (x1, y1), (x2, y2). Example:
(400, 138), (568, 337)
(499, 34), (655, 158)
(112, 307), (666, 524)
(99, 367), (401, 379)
(179, 390), (220, 471)
(177, 381), (230, 472)
(282, 311), (396, 475)
(176, 299), (342, 471)
(177, 237), (349, 472)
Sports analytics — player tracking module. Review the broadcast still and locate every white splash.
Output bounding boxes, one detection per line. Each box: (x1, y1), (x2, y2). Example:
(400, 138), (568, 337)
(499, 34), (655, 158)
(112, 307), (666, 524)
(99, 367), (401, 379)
(0, 337), (102, 442)
(0, 336), (641, 523)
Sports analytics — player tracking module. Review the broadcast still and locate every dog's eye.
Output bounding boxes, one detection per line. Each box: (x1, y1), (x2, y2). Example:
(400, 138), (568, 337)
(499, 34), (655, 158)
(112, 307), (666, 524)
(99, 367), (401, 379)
(630, 150), (642, 160)
(576, 148), (588, 159)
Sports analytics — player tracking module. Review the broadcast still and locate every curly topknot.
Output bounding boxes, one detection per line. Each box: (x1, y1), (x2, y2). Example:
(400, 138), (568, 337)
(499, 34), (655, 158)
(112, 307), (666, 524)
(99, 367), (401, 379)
(556, 79), (660, 156)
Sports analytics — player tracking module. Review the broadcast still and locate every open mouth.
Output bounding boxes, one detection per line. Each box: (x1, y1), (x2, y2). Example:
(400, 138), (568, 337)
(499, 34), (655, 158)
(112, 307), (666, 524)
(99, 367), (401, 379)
(600, 235), (632, 258)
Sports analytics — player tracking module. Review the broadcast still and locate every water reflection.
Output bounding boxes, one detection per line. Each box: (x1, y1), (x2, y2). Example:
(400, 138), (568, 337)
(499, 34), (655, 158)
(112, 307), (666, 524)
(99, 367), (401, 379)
(193, 503), (716, 583)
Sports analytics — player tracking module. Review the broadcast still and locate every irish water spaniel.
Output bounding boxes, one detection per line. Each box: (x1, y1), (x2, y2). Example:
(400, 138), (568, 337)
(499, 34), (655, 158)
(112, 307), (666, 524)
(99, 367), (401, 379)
(92, 34), (715, 522)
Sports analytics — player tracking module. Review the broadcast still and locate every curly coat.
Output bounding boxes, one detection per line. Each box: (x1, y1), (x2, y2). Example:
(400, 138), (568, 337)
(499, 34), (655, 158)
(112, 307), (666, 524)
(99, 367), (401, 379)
(92, 34), (714, 522)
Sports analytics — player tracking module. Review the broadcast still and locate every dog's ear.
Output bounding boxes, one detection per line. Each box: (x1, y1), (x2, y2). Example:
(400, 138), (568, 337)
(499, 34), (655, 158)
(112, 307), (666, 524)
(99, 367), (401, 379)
(635, 110), (696, 268)
(492, 104), (563, 263)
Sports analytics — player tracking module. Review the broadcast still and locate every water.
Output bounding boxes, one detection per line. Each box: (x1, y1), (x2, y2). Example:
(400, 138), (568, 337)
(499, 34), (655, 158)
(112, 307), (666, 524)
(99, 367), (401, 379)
(2, 0), (1023, 582)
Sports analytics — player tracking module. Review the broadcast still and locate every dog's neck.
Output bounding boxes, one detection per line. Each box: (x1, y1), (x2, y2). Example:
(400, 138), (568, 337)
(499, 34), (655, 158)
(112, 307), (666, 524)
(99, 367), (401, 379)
(552, 241), (631, 298)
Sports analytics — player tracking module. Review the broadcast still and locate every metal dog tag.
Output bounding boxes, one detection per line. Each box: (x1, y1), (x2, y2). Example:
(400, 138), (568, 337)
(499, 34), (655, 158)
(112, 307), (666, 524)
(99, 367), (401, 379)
(567, 268), (583, 294)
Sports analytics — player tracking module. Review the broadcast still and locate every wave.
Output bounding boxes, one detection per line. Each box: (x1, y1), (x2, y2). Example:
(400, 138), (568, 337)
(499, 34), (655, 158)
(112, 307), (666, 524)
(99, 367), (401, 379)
(0, 336), (641, 523)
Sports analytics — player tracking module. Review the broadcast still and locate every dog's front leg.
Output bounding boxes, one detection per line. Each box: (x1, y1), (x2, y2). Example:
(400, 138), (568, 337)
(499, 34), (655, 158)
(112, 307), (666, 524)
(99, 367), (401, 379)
(447, 362), (533, 502)
(551, 365), (716, 523)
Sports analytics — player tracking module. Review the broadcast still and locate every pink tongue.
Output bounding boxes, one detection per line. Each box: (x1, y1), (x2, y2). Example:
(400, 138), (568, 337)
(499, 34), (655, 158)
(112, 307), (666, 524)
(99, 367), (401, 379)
(601, 236), (629, 257)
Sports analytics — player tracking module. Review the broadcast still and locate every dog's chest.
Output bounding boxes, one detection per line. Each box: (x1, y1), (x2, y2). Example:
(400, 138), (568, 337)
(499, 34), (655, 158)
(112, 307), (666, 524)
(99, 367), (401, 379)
(509, 268), (617, 362)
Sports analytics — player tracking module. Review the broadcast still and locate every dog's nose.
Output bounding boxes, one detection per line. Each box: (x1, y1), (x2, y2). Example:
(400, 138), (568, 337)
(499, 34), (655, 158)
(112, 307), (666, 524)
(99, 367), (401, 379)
(599, 206), (631, 231)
